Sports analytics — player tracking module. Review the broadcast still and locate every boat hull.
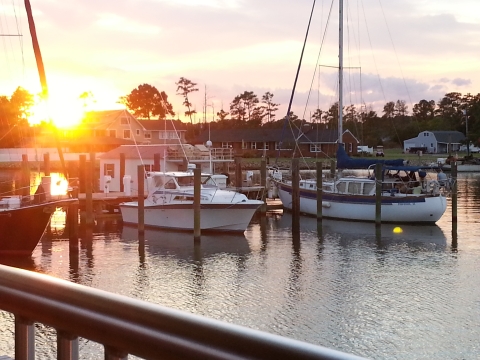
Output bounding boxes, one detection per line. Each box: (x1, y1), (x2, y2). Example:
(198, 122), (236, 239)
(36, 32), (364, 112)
(441, 164), (480, 172)
(0, 199), (75, 255)
(276, 182), (447, 224)
(119, 202), (262, 233)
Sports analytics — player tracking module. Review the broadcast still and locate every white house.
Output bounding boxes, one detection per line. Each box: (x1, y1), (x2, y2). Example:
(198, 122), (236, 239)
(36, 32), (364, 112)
(98, 144), (232, 193)
(403, 131), (465, 154)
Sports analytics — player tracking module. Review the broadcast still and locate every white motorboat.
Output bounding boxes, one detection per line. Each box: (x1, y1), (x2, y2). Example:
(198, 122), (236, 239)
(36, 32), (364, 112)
(119, 167), (263, 233)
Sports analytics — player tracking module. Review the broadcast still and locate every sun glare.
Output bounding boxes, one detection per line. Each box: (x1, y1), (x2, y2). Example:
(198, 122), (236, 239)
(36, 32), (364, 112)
(29, 97), (85, 128)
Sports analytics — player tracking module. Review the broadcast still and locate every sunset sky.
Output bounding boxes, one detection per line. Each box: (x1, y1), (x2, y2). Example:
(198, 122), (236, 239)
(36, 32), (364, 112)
(1, 0), (479, 127)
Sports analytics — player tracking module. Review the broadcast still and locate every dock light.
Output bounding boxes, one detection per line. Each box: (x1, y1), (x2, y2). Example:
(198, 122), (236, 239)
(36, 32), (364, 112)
(393, 226), (403, 234)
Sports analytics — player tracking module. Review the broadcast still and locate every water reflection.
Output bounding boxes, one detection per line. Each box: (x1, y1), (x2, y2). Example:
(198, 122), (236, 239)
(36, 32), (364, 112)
(275, 212), (447, 251)
(121, 225), (251, 260)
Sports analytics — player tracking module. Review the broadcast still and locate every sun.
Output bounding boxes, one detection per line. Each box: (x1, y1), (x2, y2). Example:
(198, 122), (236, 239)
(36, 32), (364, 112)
(29, 96), (86, 128)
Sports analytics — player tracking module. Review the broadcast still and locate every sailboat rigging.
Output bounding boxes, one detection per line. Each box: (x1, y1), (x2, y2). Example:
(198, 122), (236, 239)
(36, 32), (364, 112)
(274, 0), (447, 224)
(0, 1), (76, 255)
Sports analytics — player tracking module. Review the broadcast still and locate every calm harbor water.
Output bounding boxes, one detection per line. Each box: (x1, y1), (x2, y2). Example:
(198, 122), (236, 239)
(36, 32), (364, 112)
(1, 173), (480, 359)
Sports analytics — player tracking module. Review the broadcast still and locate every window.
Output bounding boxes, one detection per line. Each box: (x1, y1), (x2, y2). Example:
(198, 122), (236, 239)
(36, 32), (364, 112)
(136, 129), (140, 136)
(251, 142), (257, 150)
(310, 144), (321, 153)
(145, 132), (151, 139)
(108, 130), (116, 137)
(123, 130), (131, 139)
(169, 132), (179, 139)
(348, 182), (361, 194)
(242, 141), (248, 149)
(104, 164), (115, 177)
(120, 117), (130, 125)
(348, 143), (353, 152)
(221, 142), (232, 148)
(275, 142), (293, 150)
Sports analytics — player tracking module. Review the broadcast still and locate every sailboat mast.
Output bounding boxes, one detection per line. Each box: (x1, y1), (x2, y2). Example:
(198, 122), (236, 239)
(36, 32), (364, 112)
(24, 0), (47, 98)
(24, 0), (67, 178)
(338, 0), (344, 144)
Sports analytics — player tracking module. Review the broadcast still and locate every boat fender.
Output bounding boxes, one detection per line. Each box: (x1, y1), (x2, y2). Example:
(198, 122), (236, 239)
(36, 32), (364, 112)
(322, 201), (331, 208)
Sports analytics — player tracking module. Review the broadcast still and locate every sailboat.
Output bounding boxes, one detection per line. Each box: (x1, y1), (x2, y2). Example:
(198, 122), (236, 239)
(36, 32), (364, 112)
(274, 0), (447, 224)
(0, 1), (76, 255)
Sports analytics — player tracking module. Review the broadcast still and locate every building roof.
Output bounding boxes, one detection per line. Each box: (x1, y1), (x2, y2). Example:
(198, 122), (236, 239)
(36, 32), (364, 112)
(430, 131), (465, 143)
(83, 110), (136, 129)
(98, 145), (171, 160)
(194, 126), (358, 144)
(138, 119), (187, 131)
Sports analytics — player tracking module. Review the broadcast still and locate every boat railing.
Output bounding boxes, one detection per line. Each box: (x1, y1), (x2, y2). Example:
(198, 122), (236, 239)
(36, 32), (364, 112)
(167, 147), (234, 161)
(0, 265), (365, 360)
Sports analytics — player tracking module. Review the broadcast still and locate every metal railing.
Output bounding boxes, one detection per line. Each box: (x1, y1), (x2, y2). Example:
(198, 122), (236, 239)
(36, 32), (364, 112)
(0, 265), (366, 360)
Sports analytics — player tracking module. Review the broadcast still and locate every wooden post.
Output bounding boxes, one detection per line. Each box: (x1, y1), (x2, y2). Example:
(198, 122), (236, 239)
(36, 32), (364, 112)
(235, 156), (242, 189)
(330, 159), (336, 178)
(137, 165), (145, 234)
(68, 188), (79, 252)
(317, 161), (323, 220)
(292, 158), (300, 218)
(260, 159), (267, 215)
(79, 154), (86, 194)
(153, 153), (161, 171)
(120, 152), (126, 192)
(85, 160), (94, 227)
(90, 152), (96, 192)
(451, 160), (458, 224)
(193, 167), (201, 241)
(21, 154), (31, 198)
(43, 152), (50, 176)
(375, 163), (382, 226)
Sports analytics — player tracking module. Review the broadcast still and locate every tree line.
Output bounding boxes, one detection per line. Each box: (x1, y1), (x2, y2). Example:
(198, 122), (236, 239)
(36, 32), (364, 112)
(1, 79), (479, 148)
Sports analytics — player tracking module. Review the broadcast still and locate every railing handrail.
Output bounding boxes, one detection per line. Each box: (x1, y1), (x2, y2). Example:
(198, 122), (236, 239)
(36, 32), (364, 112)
(0, 265), (366, 360)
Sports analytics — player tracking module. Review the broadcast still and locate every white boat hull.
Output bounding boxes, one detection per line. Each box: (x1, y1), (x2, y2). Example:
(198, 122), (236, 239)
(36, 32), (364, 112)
(119, 201), (262, 233)
(442, 164), (480, 172)
(276, 183), (447, 224)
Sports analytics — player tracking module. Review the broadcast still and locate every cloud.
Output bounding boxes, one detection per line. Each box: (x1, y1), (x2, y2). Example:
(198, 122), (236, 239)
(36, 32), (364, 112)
(451, 78), (472, 87)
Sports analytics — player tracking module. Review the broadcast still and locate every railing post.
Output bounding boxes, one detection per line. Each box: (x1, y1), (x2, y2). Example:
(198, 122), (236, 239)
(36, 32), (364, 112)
(57, 331), (79, 360)
(15, 315), (35, 360)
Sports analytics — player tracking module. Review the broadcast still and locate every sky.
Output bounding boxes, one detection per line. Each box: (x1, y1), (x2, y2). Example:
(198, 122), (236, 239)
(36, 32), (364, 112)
(1, 0), (480, 127)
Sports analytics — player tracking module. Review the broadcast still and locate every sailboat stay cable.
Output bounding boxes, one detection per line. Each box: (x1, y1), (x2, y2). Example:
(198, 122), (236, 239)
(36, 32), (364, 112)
(24, 0), (68, 179)
(276, 0), (316, 163)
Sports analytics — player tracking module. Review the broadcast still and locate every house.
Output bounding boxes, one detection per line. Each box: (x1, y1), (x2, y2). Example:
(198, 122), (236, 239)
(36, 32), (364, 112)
(57, 110), (187, 152)
(137, 119), (187, 144)
(193, 125), (359, 158)
(98, 144), (233, 193)
(403, 131), (465, 154)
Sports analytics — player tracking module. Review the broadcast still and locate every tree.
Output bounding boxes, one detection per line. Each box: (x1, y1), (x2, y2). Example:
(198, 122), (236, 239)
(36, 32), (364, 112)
(394, 100), (408, 117)
(176, 77), (198, 124)
(9, 86), (34, 126)
(119, 84), (174, 120)
(216, 109), (229, 121)
(382, 101), (395, 118)
(412, 99), (435, 122)
(230, 91), (264, 122)
(79, 91), (96, 109)
(261, 92), (279, 123)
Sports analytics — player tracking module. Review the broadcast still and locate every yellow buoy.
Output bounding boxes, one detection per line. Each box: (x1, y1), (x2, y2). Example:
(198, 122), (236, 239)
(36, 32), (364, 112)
(393, 226), (403, 234)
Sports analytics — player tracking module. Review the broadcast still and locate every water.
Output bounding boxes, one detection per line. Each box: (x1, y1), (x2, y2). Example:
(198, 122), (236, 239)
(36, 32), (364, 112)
(1, 173), (480, 359)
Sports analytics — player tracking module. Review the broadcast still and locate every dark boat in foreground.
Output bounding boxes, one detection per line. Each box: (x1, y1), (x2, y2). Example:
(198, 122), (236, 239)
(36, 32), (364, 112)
(0, 196), (76, 255)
